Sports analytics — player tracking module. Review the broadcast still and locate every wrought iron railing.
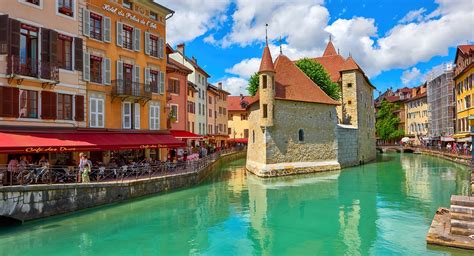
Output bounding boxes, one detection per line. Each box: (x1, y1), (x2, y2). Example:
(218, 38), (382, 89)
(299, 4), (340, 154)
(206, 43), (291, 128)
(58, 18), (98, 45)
(111, 79), (152, 99)
(0, 146), (245, 186)
(8, 55), (59, 81)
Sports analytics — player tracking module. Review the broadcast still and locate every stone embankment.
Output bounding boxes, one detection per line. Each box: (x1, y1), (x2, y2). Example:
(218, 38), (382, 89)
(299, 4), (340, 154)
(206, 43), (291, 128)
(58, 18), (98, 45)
(0, 150), (246, 223)
(427, 195), (474, 250)
(419, 149), (472, 167)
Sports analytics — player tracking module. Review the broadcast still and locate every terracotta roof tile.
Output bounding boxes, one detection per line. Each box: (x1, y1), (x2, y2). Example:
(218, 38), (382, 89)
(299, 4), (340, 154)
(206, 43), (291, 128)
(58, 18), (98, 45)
(258, 45), (275, 73)
(458, 44), (474, 54)
(273, 55), (339, 105)
(340, 56), (360, 71)
(323, 41), (338, 56)
(312, 54), (347, 82)
(227, 96), (253, 111)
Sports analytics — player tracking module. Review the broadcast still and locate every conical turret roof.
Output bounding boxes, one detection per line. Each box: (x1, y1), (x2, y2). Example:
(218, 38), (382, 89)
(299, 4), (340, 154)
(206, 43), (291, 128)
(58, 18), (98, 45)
(323, 40), (337, 56)
(258, 44), (275, 73)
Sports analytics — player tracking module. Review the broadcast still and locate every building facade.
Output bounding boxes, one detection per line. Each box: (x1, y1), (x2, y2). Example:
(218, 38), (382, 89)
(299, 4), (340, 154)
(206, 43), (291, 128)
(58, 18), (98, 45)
(227, 95), (251, 140)
(187, 81), (197, 133)
(404, 84), (428, 145)
(169, 43), (209, 135)
(453, 45), (474, 142)
(206, 82), (229, 148)
(427, 64), (455, 142)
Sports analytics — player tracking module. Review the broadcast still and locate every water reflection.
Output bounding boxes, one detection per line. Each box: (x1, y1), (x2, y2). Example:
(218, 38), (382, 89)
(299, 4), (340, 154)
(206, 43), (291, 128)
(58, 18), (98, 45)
(0, 154), (471, 256)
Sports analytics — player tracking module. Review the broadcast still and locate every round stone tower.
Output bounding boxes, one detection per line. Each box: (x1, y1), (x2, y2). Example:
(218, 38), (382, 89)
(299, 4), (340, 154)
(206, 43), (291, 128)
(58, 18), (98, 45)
(258, 43), (275, 128)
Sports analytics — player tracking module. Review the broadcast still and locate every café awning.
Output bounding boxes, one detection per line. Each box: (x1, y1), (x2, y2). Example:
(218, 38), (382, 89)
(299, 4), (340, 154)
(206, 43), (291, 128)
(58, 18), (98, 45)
(0, 131), (184, 154)
(170, 130), (203, 139)
(228, 138), (248, 144)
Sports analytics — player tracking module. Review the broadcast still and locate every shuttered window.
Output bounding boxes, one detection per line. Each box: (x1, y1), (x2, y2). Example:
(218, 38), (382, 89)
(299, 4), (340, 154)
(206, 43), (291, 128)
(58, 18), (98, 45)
(74, 37), (83, 71)
(41, 91), (57, 120)
(159, 71), (165, 94)
(134, 103), (140, 129)
(123, 24), (133, 50)
(90, 97), (104, 128)
(122, 102), (132, 129)
(149, 103), (160, 130)
(0, 87), (20, 118)
(57, 34), (73, 70)
(19, 89), (38, 118)
(90, 12), (102, 40)
(57, 93), (73, 120)
(0, 15), (9, 54)
(74, 95), (84, 121)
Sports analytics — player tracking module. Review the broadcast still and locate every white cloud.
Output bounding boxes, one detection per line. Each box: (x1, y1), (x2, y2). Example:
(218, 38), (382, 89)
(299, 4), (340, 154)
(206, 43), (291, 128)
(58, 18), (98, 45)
(158, 0), (231, 45)
(401, 67), (422, 85)
(399, 8), (427, 23)
(218, 77), (249, 96)
(225, 58), (261, 79)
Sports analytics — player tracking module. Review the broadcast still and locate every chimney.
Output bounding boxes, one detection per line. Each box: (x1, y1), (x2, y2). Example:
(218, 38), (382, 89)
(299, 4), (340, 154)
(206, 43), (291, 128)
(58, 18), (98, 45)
(218, 82), (222, 90)
(177, 43), (185, 55)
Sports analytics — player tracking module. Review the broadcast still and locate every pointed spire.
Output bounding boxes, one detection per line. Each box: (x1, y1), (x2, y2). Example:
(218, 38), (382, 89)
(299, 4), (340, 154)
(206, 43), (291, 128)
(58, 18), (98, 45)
(323, 38), (337, 56)
(259, 24), (275, 74)
(279, 36), (283, 55)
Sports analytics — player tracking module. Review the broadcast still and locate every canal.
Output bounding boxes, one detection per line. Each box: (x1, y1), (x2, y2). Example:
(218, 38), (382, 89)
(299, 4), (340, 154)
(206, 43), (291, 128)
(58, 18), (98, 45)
(0, 153), (471, 255)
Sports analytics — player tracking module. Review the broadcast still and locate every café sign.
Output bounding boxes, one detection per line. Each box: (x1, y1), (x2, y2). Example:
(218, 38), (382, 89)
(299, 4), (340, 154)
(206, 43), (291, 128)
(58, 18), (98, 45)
(103, 4), (158, 29)
(25, 147), (77, 153)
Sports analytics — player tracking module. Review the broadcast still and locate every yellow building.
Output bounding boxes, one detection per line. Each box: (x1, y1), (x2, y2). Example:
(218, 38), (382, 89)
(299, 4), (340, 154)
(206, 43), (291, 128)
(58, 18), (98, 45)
(454, 45), (474, 142)
(187, 82), (197, 133)
(404, 84), (428, 145)
(227, 95), (251, 141)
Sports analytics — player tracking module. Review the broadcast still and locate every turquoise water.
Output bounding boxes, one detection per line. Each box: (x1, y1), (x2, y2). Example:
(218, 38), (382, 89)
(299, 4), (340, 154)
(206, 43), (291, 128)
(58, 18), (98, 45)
(0, 153), (472, 256)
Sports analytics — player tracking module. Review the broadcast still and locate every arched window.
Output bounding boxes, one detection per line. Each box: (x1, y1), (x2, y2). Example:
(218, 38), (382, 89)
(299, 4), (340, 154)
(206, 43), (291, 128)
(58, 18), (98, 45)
(252, 130), (255, 143)
(298, 129), (304, 142)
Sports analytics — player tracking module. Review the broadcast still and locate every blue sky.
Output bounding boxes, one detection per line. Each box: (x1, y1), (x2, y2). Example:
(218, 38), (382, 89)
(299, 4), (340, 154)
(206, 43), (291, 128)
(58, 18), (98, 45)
(161, 0), (474, 95)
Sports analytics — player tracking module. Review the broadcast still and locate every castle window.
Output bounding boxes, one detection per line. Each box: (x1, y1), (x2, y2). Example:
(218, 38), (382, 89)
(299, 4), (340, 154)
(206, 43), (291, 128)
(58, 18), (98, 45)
(348, 100), (352, 105)
(298, 129), (304, 142)
(252, 130), (255, 143)
(262, 75), (267, 89)
(263, 104), (268, 118)
(347, 83), (352, 87)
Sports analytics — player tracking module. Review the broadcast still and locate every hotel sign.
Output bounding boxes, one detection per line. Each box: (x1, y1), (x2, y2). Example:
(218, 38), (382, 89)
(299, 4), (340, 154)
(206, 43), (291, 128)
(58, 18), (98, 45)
(103, 4), (158, 29)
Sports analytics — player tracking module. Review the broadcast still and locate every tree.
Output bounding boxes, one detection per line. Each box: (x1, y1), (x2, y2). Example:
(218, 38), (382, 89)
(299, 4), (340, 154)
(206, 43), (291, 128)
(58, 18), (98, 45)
(295, 58), (341, 100)
(376, 100), (405, 141)
(247, 72), (259, 96)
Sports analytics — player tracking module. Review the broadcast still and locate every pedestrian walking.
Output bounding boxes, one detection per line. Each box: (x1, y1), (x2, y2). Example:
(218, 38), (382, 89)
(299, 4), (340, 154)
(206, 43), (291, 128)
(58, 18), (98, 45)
(80, 154), (92, 183)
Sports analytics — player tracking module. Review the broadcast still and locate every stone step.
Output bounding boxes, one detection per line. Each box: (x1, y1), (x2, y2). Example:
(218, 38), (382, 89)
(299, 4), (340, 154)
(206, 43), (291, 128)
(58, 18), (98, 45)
(450, 195), (474, 208)
(451, 212), (474, 222)
(451, 219), (474, 229)
(450, 205), (474, 215)
(451, 227), (474, 237)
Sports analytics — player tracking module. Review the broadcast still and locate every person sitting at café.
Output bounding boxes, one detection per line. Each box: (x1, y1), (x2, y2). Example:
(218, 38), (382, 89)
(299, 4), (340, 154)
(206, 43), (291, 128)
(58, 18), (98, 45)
(38, 155), (49, 167)
(6, 157), (19, 185)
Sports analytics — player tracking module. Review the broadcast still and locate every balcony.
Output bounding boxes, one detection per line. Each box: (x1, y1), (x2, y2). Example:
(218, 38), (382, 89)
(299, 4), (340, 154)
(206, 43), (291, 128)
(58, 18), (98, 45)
(7, 55), (59, 82)
(111, 80), (152, 102)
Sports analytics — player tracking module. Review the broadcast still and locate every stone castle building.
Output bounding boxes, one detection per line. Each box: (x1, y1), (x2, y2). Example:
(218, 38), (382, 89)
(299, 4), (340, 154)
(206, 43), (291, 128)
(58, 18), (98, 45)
(246, 41), (376, 177)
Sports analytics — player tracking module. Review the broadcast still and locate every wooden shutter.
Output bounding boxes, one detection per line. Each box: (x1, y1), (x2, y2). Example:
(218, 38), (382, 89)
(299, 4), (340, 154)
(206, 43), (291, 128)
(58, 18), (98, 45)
(103, 58), (111, 85)
(0, 87), (19, 117)
(0, 15), (8, 54)
(74, 95), (84, 121)
(40, 28), (51, 79)
(134, 103), (140, 129)
(160, 71), (165, 94)
(116, 60), (123, 80)
(83, 52), (90, 81)
(74, 37), (83, 71)
(134, 27), (141, 51)
(103, 16), (111, 42)
(8, 18), (21, 74)
(82, 8), (90, 37)
(49, 30), (58, 67)
(159, 37), (164, 58)
(116, 22), (123, 47)
(133, 65), (140, 83)
(144, 67), (150, 85)
(144, 32), (150, 55)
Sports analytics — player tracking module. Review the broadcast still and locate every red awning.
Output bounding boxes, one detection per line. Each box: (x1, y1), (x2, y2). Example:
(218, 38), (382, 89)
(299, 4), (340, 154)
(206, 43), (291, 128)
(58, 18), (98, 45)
(170, 130), (203, 139)
(0, 131), (184, 154)
(228, 138), (248, 144)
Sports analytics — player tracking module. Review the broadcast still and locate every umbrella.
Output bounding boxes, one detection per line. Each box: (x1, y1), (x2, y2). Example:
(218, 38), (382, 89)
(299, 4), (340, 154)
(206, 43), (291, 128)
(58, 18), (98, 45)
(401, 137), (410, 143)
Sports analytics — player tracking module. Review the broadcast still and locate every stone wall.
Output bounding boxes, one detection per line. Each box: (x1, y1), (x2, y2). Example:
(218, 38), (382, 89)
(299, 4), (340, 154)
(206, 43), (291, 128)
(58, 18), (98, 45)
(246, 103), (267, 172)
(337, 124), (359, 167)
(0, 151), (246, 222)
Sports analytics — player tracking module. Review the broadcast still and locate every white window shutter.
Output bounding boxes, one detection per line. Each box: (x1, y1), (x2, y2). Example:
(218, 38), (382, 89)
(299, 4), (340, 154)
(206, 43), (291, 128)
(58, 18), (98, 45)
(122, 102), (131, 129)
(82, 9), (90, 37)
(159, 71), (165, 94)
(156, 104), (161, 130)
(134, 103), (140, 129)
(159, 37), (164, 58)
(98, 99), (104, 127)
(144, 32), (150, 55)
(103, 16), (111, 42)
(144, 67), (150, 85)
(83, 52), (90, 81)
(116, 60), (123, 80)
(116, 22), (123, 47)
(134, 27), (141, 52)
(149, 104), (154, 130)
(104, 58), (111, 85)
(90, 98), (96, 127)
(134, 65), (140, 83)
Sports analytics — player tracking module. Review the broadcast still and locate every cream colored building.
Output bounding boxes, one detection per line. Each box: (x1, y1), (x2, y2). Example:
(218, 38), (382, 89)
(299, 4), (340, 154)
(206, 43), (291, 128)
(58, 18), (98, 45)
(405, 84), (428, 145)
(227, 95), (251, 140)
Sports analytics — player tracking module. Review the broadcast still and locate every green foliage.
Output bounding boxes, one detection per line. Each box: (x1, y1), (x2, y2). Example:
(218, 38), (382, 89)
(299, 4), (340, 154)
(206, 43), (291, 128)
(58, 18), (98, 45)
(376, 100), (405, 141)
(295, 58), (341, 100)
(247, 72), (259, 96)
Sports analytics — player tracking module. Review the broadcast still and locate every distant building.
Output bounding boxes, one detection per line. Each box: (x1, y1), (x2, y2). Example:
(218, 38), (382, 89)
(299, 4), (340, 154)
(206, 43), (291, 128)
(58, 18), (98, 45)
(227, 95), (251, 142)
(207, 83), (230, 148)
(427, 64), (455, 143)
(404, 84), (428, 145)
(453, 45), (474, 143)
